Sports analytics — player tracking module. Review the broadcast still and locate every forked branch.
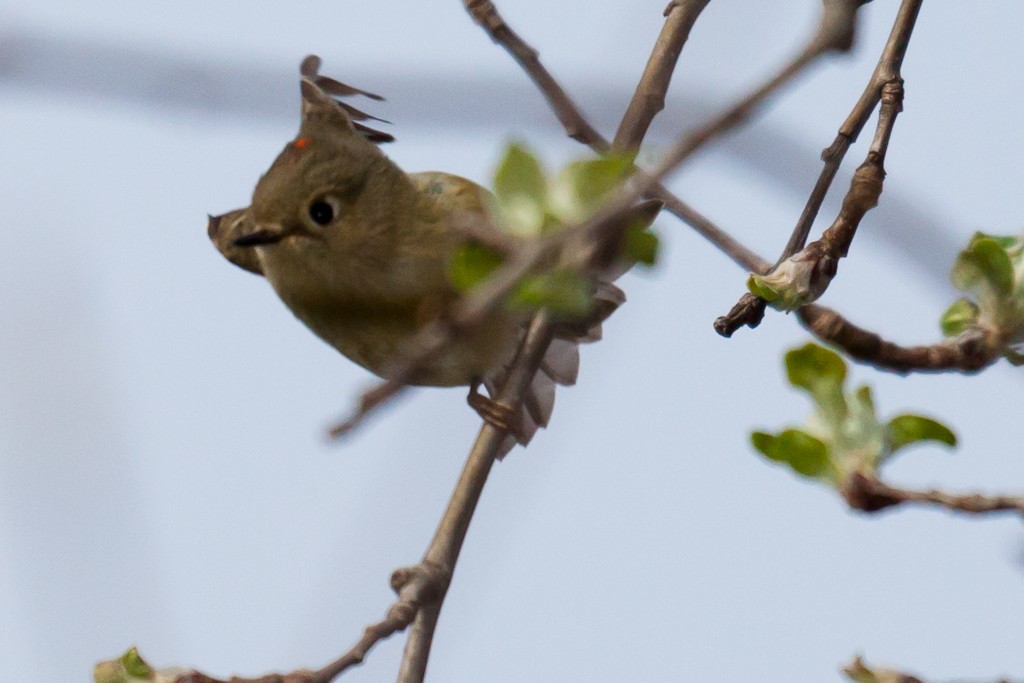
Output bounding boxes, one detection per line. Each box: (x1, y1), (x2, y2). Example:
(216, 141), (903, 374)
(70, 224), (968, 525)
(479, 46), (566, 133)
(717, 0), (924, 336)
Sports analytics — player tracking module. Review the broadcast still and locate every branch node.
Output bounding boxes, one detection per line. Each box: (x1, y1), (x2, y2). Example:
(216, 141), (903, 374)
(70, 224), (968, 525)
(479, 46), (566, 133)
(390, 560), (452, 604)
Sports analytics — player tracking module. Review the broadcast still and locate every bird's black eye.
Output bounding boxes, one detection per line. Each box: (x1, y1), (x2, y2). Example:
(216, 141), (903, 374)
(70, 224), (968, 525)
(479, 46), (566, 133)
(308, 200), (335, 226)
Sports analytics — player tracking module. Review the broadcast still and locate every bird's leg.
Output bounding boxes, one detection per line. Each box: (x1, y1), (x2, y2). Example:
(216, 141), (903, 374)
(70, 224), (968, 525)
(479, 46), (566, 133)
(466, 380), (523, 439)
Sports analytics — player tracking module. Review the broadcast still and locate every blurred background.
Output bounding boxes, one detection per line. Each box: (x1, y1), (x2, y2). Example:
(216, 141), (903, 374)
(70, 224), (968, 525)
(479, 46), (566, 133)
(2, 2), (1023, 681)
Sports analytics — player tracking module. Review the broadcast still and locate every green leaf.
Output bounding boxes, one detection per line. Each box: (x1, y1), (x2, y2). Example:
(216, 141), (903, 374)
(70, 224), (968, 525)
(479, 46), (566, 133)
(449, 243), (503, 291)
(549, 154), (633, 222)
(886, 414), (957, 454)
(842, 657), (879, 683)
(624, 224), (660, 266)
(512, 270), (593, 317)
(976, 232), (1020, 251)
(94, 647), (155, 683)
(568, 156), (633, 207)
(494, 143), (546, 205)
(746, 273), (782, 303)
(951, 234), (1015, 298)
(852, 384), (875, 415)
(939, 298), (979, 336)
(493, 143), (547, 234)
(785, 343), (847, 402)
(119, 648), (153, 679)
(751, 429), (833, 480)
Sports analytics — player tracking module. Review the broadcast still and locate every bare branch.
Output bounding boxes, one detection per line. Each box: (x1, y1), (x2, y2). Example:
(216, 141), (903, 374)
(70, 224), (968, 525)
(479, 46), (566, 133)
(463, 0), (605, 145)
(793, 0), (923, 259)
(642, 10), (853, 175)
(775, 79), (902, 300)
(717, 0), (924, 336)
(393, 312), (557, 682)
(461, 0), (762, 271)
(796, 304), (1000, 374)
(840, 473), (1024, 517)
(162, 315), (558, 683)
(612, 0), (711, 152)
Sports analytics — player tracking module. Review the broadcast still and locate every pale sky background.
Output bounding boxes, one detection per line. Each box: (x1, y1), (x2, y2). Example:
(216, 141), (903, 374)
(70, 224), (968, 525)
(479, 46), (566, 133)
(1, 2), (1023, 682)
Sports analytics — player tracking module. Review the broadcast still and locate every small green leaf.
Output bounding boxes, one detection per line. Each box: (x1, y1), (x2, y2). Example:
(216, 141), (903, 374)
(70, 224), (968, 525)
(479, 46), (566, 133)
(939, 298), (979, 336)
(951, 234), (1015, 298)
(976, 232), (1020, 250)
(852, 384), (875, 415)
(746, 253), (822, 310)
(494, 143), (547, 234)
(500, 197), (547, 235)
(449, 243), (504, 291)
(494, 143), (546, 205)
(886, 414), (957, 454)
(624, 224), (660, 266)
(751, 429), (833, 480)
(94, 647), (154, 683)
(746, 273), (782, 303)
(119, 648), (153, 679)
(513, 270), (593, 317)
(550, 154), (634, 222)
(785, 343), (847, 398)
(569, 156), (633, 207)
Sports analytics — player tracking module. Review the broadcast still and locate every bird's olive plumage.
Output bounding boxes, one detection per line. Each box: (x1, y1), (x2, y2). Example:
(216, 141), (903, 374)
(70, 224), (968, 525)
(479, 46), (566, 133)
(208, 56), (656, 452)
(209, 66), (527, 387)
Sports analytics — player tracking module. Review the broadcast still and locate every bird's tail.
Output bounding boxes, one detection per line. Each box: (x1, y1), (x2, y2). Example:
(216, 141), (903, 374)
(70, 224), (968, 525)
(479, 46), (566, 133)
(486, 279), (626, 459)
(482, 197), (662, 458)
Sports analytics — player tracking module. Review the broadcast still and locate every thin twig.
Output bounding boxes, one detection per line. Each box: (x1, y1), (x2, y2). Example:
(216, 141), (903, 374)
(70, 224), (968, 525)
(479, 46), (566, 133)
(462, 0), (762, 272)
(717, 0), (924, 336)
(393, 312), (557, 682)
(464, 0), (605, 146)
(165, 316), (557, 683)
(840, 472), (1024, 516)
(164, 565), (441, 682)
(334, 0), (883, 434)
(775, 80), (904, 300)
(612, 0), (712, 152)
(843, 655), (1022, 683)
(621, 0), (876, 170)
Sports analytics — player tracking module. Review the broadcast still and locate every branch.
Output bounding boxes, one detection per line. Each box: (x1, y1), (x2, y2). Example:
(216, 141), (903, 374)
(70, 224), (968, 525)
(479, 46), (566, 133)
(146, 316), (556, 683)
(727, 79), (900, 326)
(463, 0), (764, 272)
(612, 0), (711, 152)
(796, 304), (1000, 374)
(393, 312), (557, 682)
(843, 655), (1022, 683)
(463, 0), (605, 146)
(639, 0), (871, 175)
(840, 472), (1024, 516)
(450, 0), (996, 398)
(717, 0), (924, 336)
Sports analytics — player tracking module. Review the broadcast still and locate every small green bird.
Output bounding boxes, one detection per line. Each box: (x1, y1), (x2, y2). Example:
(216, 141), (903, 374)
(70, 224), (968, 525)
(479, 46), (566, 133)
(208, 56), (658, 454)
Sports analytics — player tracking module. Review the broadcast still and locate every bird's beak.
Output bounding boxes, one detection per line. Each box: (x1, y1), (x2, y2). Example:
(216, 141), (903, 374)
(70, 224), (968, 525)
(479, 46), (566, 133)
(233, 224), (288, 248)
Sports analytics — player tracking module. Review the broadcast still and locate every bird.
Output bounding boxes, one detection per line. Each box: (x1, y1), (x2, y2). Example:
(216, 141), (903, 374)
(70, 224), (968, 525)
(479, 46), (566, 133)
(208, 56), (660, 456)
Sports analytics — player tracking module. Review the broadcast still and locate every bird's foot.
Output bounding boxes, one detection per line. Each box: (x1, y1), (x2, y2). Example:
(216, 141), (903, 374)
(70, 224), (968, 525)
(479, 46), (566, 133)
(467, 382), (523, 439)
